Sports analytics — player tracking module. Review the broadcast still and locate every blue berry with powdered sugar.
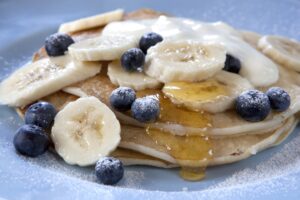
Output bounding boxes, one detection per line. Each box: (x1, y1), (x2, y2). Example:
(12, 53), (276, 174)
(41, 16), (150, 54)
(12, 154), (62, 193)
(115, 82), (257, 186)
(110, 87), (136, 111)
(139, 32), (163, 54)
(95, 157), (124, 185)
(266, 87), (290, 112)
(45, 33), (74, 56)
(25, 101), (57, 129)
(131, 96), (160, 122)
(236, 89), (271, 122)
(13, 124), (50, 157)
(121, 48), (145, 72)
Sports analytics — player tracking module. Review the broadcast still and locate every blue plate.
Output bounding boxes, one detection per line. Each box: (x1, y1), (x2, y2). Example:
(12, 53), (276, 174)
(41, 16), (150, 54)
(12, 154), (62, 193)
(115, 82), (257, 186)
(1, 0), (300, 199)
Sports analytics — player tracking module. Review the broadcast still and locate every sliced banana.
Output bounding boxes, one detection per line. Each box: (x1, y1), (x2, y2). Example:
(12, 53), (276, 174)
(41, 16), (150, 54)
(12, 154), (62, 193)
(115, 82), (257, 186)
(58, 9), (124, 33)
(145, 40), (226, 83)
(0, 55), (101, 107)
(102, 20), (150, 38)
(62, 87), (89, 97)
(107, 61), (162, 90)
(240, 30), (261, 49)
(162, 71), (253, 113)
(68, 34), (138, 61)
(258, 35), (300, 71)
(51, 96), (121, 166)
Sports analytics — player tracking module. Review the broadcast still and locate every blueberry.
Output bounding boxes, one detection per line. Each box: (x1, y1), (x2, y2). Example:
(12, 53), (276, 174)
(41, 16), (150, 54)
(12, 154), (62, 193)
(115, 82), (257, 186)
(266, 87), (291, 112)
(25, 102), (57, 129)
(45, 33), (74, 57)
(139, 32), (163, 54)
(95, 157), (124, 185)
(110, 87), (136, 111)
(13, 124), (50, 157)
(236, 89), (271, 122)
(121, 48), (145, 72)
(131, 96), (160, 122)
(223, 54), (241, 74)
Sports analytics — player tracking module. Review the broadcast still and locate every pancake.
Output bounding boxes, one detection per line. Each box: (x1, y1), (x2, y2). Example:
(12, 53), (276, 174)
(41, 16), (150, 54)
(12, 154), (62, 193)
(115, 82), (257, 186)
(119, 117), (296, 167)
(111, 148), (177, 168)
(63, 69), (300, 137)
(16, 91), (78, 118)
(16, 96), (296, 168)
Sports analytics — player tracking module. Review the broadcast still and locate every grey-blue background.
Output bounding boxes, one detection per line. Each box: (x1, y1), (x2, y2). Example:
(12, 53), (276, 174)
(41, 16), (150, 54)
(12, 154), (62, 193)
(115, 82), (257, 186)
(1, 0), (300, 45)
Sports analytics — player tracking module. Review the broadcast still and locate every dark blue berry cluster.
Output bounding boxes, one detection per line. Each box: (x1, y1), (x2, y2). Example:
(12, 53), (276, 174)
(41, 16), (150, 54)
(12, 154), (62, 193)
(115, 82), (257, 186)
(236, 87), (290, 122)
(110, 87), (160, 123)
(14, 102), (57, 157)
(121, 32), (163, 72)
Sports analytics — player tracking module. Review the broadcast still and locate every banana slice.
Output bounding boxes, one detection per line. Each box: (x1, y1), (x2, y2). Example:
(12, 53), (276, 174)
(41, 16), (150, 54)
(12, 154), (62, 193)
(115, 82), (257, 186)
(51, 96), (121, 166)
(258, 35), (300, 71)
(102, 20), (150, 39)
(62, 87), (89, 97)
(0, 55), (101, 107)
(107, 61), (162, 90)
(68, 34), (138, 61)
(145, 40), (226, 83)
(58, 9), (124, 33)
(240, 30), (261, 49)
(162, 70), (253, 113)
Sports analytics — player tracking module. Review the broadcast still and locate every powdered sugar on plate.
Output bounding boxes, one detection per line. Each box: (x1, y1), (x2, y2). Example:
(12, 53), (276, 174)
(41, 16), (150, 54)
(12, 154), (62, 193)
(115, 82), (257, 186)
(210, 131), (300, 190)
(2, 126), (300, 197)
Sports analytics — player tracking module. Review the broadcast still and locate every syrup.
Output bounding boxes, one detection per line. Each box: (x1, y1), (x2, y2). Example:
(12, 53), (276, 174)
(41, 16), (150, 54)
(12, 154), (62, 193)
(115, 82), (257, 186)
(145, 127), (213, 181)
(179, 167), (206, 181)
(136, 89), (212, 128)
(146, 128), (213, 161)
(163, 80), (228, 105)
(135, 86), (222, 180)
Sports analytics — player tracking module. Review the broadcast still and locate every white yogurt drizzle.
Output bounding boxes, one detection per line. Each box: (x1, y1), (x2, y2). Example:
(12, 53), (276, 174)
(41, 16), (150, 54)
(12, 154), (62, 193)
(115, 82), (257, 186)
(102, 16), (279, 87)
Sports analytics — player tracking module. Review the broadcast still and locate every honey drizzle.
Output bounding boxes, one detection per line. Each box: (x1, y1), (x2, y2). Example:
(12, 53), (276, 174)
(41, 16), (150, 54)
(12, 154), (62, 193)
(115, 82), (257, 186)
(163, 80), (229, 103)
(179, 167), (206, 181)
(145, 127), (213, 181)
(135, 87), (221, 181)
(146, 127), (213, 161)
(136, 89), (212, 128)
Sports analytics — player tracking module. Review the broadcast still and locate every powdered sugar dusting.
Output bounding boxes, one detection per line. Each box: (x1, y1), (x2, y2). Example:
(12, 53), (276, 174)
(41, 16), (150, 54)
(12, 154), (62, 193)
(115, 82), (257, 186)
(2, 128), (300, 198)
(0, 140), (146, 188)
(0, 139), (146, 199)
(122, 171), (145, 188)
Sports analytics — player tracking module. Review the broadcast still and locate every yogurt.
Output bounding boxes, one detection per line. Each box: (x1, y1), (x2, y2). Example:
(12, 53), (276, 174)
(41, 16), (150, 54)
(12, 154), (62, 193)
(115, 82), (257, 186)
(102, 16), (279, 87)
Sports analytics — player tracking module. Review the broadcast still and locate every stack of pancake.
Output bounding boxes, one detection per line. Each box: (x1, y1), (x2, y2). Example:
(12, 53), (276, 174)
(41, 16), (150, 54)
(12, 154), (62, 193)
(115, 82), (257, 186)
(6, 9), (300, 180)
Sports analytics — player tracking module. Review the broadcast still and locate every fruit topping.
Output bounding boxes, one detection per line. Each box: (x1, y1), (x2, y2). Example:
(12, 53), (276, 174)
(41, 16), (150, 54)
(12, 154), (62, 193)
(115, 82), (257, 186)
(223, 54), (241, 74)
(110, 87), (136, 111)
(121, 48), (145, 72)
(139, 32), (163, 54)
(131, 96), (160, 123)
(13, 124), (50, 157)
(95, 157), (124, 185)
(51, 97), (121, 166)
(45, 33), (74, 57)
(25, 101), (57, 129)
(235, 89), (271, 122)
(266, 87), (291, 112)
